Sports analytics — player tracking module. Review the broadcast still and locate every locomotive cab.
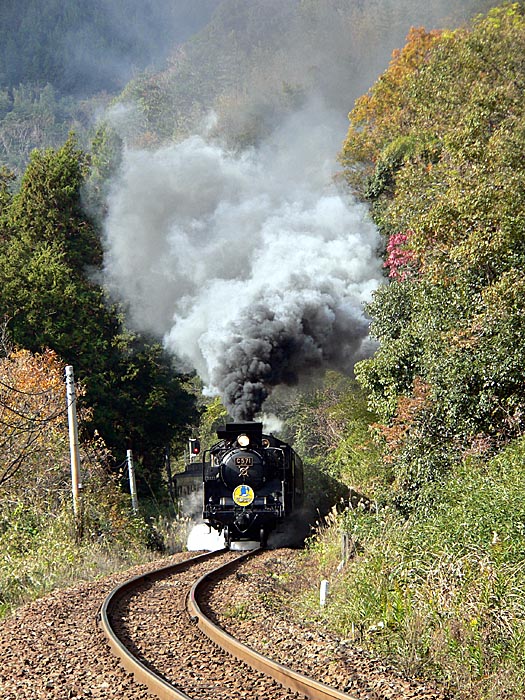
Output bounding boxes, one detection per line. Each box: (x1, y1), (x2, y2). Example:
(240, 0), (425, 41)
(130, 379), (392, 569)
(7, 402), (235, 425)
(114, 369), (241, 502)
(202, 422), (303, 549)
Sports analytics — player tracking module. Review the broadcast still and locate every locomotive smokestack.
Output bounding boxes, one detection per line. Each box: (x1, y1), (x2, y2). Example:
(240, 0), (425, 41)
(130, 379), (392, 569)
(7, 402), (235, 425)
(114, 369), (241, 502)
(102, 99), (383, 416)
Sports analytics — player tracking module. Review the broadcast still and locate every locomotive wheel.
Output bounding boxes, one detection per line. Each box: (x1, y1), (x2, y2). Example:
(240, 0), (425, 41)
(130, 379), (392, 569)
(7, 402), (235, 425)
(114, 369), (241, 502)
(224, 526), (231, 548)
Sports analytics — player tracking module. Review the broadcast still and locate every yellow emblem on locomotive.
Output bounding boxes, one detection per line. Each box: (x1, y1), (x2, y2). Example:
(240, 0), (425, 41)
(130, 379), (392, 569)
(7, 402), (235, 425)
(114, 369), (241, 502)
(232, 484), (255, 507)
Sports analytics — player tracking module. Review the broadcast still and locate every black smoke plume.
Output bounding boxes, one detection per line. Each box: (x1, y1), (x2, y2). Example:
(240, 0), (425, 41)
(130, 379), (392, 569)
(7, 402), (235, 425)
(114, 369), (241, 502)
(212, 292), (372, 420)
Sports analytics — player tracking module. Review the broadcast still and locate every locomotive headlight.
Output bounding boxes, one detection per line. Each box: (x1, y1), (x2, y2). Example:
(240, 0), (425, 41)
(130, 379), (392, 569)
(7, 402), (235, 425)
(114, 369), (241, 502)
(237, 433), (250, 447)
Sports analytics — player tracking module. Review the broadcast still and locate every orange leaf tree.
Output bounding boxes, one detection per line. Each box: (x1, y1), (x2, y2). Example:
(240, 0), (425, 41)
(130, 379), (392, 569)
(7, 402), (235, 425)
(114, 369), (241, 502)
(0, 343), (68, 494)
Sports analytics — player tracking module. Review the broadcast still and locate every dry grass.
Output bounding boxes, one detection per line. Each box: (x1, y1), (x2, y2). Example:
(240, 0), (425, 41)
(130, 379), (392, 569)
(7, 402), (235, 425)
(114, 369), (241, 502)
(297, 440), (525, 699)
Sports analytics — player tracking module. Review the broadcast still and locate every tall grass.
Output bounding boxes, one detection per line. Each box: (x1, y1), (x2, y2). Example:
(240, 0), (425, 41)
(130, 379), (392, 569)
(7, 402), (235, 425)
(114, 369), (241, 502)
(302, 437), (525, 699)
(0, 479), (190, 619)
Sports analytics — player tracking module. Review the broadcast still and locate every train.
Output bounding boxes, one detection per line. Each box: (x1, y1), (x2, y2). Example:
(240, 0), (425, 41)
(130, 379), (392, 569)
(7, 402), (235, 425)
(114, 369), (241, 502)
(175, 421), (304, 549)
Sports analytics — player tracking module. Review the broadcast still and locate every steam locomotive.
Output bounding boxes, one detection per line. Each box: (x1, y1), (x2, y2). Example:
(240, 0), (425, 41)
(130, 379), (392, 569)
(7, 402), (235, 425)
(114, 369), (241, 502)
(177, 422), (304, 549)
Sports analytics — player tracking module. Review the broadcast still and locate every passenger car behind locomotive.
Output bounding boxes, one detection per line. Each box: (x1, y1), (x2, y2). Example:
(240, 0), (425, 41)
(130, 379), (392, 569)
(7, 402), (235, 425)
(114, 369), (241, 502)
(203, 422), (303, 548)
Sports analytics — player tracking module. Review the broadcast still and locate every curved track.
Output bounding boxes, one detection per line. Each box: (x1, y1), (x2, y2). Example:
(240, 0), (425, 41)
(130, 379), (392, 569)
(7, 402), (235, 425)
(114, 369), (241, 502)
(99, 548), (358, 700)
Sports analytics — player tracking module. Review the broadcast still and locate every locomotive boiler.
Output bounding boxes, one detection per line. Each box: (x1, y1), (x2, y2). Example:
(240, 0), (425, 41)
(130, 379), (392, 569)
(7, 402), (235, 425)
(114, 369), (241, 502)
(175, 421), (302, 549)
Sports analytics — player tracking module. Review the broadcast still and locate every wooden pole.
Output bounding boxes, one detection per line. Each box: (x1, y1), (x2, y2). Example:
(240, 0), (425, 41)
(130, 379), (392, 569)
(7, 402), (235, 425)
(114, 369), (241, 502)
(65, 365), (82, 539)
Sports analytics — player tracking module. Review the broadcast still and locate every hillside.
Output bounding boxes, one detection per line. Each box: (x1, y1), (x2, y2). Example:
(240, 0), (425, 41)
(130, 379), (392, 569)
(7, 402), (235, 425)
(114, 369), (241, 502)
(118, 0), (499, 147)
(341, 5), (525, 500)
(0, 0), (498, 172)
(0, 0), (220, 171)
(2, 3), (525, 697)
(0, 0), (221, 95)
(296, 5), (525, 697)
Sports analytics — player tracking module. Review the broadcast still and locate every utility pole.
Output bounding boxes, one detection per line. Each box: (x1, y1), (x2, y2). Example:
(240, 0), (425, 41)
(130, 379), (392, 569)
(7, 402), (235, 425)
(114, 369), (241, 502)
(127, 449), (139, 513)
(65, 365), (82, 540)
(165, 446), (176, 507)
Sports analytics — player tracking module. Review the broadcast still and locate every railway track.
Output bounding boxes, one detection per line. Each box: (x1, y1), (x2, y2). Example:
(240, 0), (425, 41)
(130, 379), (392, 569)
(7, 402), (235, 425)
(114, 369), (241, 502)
(98, 548), (358, 700)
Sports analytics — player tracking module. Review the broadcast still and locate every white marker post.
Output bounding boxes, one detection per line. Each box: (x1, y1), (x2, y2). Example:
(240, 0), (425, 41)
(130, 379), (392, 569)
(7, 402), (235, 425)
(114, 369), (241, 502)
(320, 579), (330, 607)
(65, 365), (82, 540)
(127, 449), (139, 513)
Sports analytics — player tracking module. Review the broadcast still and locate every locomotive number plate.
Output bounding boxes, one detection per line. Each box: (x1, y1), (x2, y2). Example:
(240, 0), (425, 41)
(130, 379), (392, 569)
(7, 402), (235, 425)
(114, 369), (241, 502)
(235, 456), (253, 467)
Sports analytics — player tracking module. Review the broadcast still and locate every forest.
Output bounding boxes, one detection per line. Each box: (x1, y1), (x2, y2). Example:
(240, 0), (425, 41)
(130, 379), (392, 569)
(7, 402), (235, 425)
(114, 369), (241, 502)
(1, 1), (525, 697)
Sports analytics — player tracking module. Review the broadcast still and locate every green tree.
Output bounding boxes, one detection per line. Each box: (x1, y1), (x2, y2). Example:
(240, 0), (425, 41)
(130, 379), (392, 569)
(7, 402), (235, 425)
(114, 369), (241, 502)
(0, 136), (113, 356)
(342, 4), (525, 503)
(283, 372), (383, 511)
(0, 137), (197, 486)
(96, 333), (198, 485)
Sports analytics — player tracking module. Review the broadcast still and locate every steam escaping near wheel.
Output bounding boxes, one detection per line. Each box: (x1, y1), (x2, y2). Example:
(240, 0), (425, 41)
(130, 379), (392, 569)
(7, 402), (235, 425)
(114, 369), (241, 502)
(102, 100), (383, 417)
(186, 523), (225, 551)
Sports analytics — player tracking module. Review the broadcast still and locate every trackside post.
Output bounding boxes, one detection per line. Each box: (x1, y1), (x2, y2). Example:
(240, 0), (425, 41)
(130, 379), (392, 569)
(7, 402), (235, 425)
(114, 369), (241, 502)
(65, 365), (82, 541)
(127, 449), (139, 513)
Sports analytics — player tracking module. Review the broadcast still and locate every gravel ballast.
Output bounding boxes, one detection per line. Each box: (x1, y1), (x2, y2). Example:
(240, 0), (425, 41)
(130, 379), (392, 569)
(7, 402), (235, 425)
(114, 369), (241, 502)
(0, 549), (449, 700)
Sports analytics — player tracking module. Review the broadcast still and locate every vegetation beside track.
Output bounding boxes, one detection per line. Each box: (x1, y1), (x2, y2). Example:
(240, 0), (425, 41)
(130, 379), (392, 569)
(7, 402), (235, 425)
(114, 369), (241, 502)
(3, 6), (525, 699)
(288, 8), (525, 699)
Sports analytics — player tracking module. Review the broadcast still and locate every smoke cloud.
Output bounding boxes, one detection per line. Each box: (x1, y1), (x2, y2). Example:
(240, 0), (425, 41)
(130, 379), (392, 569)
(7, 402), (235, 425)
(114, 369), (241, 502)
(103, 99), (383, 419)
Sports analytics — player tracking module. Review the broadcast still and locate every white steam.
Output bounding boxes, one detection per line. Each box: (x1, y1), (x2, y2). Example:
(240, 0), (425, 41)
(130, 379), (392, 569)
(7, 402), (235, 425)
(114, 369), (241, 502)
(186, 523), (225, 552)
(103, 101), (383, 418)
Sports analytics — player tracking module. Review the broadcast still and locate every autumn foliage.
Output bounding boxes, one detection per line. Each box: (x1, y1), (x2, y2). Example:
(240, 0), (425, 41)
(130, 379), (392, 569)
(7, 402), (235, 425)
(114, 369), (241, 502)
(342, 5), (525, 492)
(340, 27), (441, 169)
(373, 377), (430, 462)
(0, 345), (67, 491)
(383, 230), (417, 280)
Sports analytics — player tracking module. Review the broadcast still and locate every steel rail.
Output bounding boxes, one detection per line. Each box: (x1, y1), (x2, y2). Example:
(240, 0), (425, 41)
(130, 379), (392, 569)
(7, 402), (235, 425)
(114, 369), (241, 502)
(99, 547), (359, 700)
(98, 549), (227, 700)
(187, 551), (359, 700)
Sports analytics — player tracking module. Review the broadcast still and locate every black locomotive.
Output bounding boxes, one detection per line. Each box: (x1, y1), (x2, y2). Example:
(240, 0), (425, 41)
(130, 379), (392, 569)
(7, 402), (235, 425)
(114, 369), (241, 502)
(200, 422), (303, 548)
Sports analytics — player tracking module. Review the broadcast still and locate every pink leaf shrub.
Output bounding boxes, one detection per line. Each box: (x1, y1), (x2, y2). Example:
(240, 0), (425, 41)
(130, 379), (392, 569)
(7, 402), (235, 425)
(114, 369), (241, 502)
(384, 230), (416, 280)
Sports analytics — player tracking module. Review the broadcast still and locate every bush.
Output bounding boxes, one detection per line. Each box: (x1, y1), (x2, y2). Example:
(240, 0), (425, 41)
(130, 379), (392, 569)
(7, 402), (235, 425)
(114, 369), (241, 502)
(0, 476), (155, 618)
(303, 437), (525, 698)
(0, 368), (161, 619)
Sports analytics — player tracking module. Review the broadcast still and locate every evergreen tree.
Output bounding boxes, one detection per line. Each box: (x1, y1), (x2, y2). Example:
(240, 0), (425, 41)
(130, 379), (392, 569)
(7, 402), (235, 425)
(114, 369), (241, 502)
(0, 137), (197, 482)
